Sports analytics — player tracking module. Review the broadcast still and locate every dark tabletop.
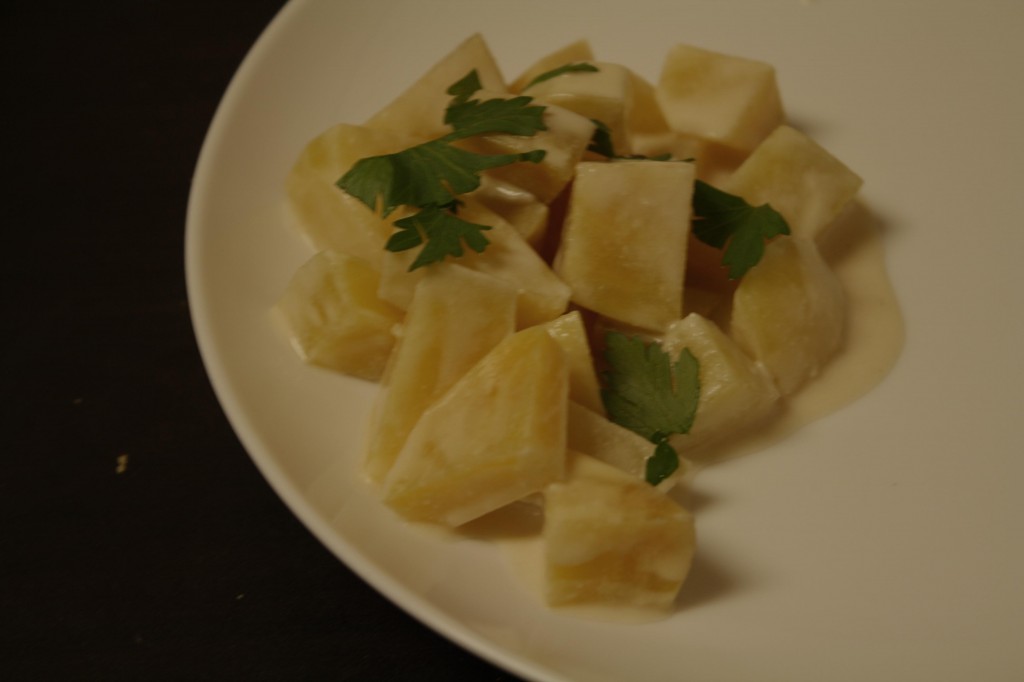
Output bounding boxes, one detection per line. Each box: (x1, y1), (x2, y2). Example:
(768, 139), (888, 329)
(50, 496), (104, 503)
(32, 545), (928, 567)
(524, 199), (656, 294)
(4, 2), (522, 680)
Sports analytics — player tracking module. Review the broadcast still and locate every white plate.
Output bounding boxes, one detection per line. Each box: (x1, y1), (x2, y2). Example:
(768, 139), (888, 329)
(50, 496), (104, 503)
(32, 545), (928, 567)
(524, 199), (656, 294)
(186, 1), (1024, 680)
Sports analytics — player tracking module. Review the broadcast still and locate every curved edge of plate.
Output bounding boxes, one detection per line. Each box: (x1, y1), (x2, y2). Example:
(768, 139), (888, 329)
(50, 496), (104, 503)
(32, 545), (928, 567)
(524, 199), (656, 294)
(183, 2), (569, 681)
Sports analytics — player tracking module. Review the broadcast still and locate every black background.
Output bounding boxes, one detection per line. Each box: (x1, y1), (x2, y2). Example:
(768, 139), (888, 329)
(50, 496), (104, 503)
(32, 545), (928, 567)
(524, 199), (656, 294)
(4, 2), (521, 679)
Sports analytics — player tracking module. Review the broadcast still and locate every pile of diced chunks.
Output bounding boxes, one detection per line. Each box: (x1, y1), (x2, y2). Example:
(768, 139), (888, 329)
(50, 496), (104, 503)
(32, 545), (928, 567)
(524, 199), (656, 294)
(274, 35), (862, 612)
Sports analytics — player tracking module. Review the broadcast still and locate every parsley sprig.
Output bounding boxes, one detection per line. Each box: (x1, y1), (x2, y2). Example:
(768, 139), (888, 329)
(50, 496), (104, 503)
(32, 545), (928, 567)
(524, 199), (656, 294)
(601, 332), (700, 486)
(692, 180), (790, 279)
(337, 70), (548, 270)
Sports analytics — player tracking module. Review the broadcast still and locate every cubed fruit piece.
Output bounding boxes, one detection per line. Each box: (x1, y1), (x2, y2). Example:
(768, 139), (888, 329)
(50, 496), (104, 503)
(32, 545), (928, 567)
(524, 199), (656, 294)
(509, 39), (595, 93)
(730, 236), (846, 395)
(540, 312), (604, 415)
(524, 61), (632, 157)
(656, 44), (783, 152)
(383, 326), (569, 526)
(628, 132), (749, 186)
(286, 123), (416, 267)
(364, 33), (507, 141)
(466, 175), (549, 246)
(377, 200), (571, 328)
(625, 70), (670, 140)
(554, 160), (694, 332)
(724, 125), (864, 241)
(272, 251), (403, 381)
(567, 402), (692, 491)
(457, 95), (596, 203)
(544, 452), (696, 610)
(661, 313), (780, 455)
(364, 265), (517, 483)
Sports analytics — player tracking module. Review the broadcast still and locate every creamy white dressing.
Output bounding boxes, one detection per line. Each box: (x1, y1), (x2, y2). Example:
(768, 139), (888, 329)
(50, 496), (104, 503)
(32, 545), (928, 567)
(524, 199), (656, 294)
(462, 201), (905, 623)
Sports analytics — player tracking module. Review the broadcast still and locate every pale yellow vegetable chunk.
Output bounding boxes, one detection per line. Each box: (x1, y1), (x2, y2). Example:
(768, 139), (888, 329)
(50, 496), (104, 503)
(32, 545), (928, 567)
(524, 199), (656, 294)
(566, 402), (694, 491)
(465, 175), (550, 246)
(459, 96), (596, 203)
(272, 251), (403, 381)
(624, 70), (671, 142)
(364, 265), (517, 483)
(515, 50), (668, 156)
(544, 452), (696, 610)
(383, 326), (569, 526)
(377, 200), (571, 328)
(629, 132), (749, 186)
(662, 313), (780, 456)
(730, 236), (846, 395)
(524, 61), (632, 156)
(724, 124), (864, 241)
(519, 61), (675, 158)
(364, 33), (507, 141)
(554, 160), (694, 332)
(509, 39), (595, 93)
(656, 44), (783, 152)
(285, 123), (416, 267)
(540, 312), (604, 415)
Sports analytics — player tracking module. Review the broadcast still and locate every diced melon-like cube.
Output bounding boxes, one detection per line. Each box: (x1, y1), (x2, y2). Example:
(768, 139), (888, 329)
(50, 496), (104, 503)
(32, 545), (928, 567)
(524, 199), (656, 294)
(377, 200), (570, 328)
(457, 97), (596, 204)
(624, 70), (670, 142)
(566, 402), (693, 490)
(524, 61), (633, 157)
(286, 123), (416, 267)
(364, 33), (507, 141)
(514, 53), (668, 156)
(629, 132), (748, 186)
(272, 251), (403, 381)
(364, 265), (517, 483)
(383, 326), (569, 526)
(544, 452), (696, 610)
(540, 312), (604, 415)
(724, 125), (864, 241)
(656, 44), (783, 152)
(662, 313), (780, 455)
(730, 236), (846, 395)
(509, 39), (595, 93)
(466, 175), (549, 246)
(554, 160), (694, 332)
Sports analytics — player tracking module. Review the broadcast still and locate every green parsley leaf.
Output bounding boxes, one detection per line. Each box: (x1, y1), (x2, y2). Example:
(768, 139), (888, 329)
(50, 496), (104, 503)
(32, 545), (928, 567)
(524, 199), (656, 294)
(443, 95), (548, 140)
(387, 205), (492, 271)
(340, 141), (544, 218)
(587, 119), (617, 158)
(692, 179), (790, 279)
(646, 440), (681, 487)
(522, 62), (600, 91)
(601, 332), (700, 486)
(337, 70), (550, 269)
(602, 332), (700, 441)
(446, 69), (483, 105)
